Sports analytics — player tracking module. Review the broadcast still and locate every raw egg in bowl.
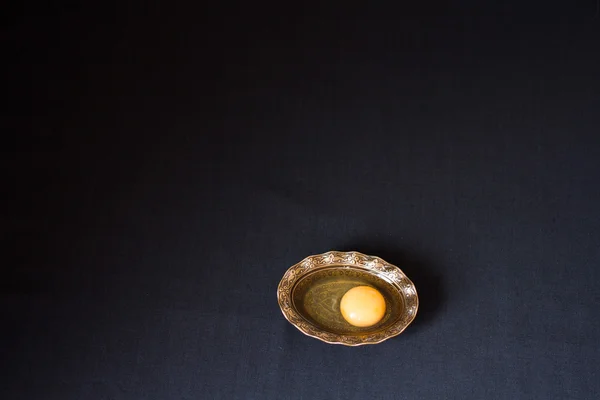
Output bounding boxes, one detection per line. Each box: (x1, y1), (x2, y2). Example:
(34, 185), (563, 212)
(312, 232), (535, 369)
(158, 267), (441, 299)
(277, 251), (418, 346)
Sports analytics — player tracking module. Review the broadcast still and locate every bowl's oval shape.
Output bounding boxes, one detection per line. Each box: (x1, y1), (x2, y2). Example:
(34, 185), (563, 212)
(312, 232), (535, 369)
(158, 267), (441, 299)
(277, 251), (419, 346)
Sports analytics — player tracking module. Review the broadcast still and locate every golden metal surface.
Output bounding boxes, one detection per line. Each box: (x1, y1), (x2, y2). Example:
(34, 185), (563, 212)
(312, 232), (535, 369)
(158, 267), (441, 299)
(277, 251), (419, 346)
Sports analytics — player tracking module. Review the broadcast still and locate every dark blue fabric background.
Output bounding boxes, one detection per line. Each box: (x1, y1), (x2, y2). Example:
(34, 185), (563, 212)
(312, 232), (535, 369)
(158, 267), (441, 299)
(3, 2), (600, 399)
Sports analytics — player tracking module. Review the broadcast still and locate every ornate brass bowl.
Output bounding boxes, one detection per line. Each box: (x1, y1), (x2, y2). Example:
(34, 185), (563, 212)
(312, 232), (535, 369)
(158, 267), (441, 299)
(277, 251), (418, 346)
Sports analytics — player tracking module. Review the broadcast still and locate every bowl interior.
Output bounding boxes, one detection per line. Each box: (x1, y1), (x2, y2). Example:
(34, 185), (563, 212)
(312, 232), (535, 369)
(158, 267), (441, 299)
(292, 266), (405, 335)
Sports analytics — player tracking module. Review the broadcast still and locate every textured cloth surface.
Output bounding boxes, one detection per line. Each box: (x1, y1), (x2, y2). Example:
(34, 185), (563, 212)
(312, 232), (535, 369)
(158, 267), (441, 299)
(3, 2), (600, 399)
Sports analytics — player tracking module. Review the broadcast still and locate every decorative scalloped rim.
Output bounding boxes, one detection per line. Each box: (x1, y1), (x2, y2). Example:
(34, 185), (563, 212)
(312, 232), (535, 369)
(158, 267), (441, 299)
(277, 251), (419, 346)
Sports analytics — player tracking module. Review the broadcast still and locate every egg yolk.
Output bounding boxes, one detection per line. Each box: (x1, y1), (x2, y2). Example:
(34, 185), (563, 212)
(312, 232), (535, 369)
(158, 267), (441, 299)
(340, 286), (386, 327)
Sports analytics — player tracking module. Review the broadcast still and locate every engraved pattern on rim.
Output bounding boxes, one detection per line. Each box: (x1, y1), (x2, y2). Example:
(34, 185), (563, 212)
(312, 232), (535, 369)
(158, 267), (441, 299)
(277, 251), (419, 346)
